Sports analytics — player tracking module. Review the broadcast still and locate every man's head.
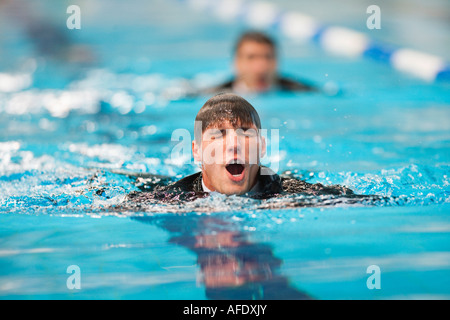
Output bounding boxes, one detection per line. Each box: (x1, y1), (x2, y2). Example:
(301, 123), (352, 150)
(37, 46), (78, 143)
(192, 93), (266, 195)
(233, 31), (278, 92)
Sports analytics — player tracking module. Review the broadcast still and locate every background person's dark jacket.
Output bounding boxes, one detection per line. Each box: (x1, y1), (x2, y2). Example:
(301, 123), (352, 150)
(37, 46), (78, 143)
(199, 76), (316, 95)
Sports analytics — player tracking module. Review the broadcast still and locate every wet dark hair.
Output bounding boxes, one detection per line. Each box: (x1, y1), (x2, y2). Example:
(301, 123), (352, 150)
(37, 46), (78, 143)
(234, 31), (277, 56)
(194, 93), (261, 142)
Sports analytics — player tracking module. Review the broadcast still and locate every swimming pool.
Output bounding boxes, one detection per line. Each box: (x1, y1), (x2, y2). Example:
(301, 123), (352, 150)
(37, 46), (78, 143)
(0, 0), (449, 300)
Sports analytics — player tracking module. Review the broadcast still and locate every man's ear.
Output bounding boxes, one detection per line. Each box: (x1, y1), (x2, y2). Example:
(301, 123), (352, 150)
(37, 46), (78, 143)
(260, 135), (267, 159)
(192, 140), (201, 163)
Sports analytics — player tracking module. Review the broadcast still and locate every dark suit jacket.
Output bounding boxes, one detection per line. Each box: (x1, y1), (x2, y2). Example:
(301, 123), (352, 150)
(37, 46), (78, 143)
(126, 166), (355, 204)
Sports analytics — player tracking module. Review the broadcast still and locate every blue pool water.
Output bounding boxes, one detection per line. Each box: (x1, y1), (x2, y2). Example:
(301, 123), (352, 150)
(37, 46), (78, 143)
(1, 0), (449, 299)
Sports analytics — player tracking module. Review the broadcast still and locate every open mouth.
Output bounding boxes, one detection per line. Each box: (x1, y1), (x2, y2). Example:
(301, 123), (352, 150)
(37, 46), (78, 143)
(226, 163), (245, 176)
(225, 159), (246, 182)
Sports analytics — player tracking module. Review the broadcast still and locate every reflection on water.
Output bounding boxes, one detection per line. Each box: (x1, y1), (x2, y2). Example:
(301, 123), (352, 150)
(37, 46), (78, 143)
(134, 213), (313, 300)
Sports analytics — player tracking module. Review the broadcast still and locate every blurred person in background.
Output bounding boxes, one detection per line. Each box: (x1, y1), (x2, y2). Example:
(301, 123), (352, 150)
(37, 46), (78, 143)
(0, 0), (94, 64)
(203, 31), (316, 94)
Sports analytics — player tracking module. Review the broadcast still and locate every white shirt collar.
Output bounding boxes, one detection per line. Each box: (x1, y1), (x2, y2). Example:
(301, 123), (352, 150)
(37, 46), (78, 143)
(201, 178), (214, 193)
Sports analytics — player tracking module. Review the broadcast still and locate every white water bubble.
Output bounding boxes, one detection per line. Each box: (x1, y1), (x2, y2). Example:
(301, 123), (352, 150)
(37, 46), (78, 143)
(134, 101), (146, 114)
(141, 125), (157, 136)
(111, 91), (134, 114)
(313, 135), (322, 143)
(0, 73), (32, 93)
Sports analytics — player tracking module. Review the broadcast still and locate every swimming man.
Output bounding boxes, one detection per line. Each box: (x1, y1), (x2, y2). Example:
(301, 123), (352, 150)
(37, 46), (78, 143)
(203, 31), (315, 94)
(127, 93), (356, 204)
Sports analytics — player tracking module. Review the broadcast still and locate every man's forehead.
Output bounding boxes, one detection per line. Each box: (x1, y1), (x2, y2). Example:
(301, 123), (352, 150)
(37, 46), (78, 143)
(205, 119), (258, 130)
(237, 41), (275, 54)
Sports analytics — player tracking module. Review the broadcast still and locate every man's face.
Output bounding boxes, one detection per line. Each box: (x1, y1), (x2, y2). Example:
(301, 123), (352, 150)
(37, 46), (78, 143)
(192, 120), (266, 195)
(234, 41), (277, 92)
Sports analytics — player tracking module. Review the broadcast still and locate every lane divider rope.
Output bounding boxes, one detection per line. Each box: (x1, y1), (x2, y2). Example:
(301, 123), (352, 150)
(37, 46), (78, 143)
(177, 0), (450, 82)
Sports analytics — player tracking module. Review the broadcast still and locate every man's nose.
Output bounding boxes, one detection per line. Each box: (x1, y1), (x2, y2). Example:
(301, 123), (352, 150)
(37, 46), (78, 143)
(225, 130), (242, 154)
(254, 56), (272, 73)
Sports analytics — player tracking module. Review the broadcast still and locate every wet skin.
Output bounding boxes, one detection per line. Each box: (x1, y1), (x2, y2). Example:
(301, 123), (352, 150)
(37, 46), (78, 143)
(192, 120), (266, 195)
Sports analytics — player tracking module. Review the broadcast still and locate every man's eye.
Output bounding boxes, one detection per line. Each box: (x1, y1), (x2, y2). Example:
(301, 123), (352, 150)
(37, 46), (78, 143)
(210, 132), (224, 140)
(238, 129), (257, 137)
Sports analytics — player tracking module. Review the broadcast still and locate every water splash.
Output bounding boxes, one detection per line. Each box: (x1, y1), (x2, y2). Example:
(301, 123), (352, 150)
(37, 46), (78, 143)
(1, 139), (448, 217)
